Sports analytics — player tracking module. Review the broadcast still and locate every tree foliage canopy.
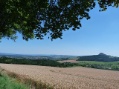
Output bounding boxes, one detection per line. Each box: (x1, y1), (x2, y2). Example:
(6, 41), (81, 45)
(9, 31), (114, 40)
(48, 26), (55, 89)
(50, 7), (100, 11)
(0, 0), (119, 41)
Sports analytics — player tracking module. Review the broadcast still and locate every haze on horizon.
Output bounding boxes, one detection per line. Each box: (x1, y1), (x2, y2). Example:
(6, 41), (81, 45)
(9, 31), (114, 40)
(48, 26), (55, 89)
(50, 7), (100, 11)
(0, 4), (119, 57)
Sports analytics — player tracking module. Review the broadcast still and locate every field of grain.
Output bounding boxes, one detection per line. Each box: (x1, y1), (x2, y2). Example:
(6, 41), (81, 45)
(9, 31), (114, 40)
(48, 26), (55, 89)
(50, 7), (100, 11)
(58, 59), (78, 63)
(0, 63), (119, 89)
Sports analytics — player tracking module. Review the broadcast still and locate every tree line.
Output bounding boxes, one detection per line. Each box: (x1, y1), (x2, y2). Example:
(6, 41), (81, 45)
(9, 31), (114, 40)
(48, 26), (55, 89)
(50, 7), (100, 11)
(0, 57), (78, 67)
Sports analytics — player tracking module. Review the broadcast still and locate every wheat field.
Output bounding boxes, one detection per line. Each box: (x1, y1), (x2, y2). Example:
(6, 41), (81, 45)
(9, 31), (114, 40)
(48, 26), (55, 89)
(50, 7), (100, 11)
(58, 59), (78, 63)
(0, 63), (119, 89)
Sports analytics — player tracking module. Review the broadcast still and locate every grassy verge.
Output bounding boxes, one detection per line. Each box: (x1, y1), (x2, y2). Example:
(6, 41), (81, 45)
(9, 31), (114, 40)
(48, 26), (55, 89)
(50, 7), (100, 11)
(3, 69), (53, 89)
(0, 68), (53, 89)
(0, 69), (29, 89)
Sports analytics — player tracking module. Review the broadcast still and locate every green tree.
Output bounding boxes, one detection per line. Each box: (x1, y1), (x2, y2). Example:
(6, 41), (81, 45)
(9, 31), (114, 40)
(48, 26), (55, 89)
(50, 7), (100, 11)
(0, 0), (119, 41)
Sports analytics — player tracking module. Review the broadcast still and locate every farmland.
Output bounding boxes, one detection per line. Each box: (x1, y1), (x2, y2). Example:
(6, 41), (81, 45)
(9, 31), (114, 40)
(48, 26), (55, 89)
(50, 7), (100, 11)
(0, 68), (28, 89)
(58, 59), (78, 63)
(0, 64), (119, 89)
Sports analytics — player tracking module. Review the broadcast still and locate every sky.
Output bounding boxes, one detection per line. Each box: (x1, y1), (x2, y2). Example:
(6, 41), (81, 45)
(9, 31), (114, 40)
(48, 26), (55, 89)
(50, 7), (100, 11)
(0, 4), (119, 56)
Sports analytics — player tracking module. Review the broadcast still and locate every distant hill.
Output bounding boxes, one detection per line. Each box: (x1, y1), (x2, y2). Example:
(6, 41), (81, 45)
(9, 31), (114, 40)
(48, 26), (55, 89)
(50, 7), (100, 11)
(0, 53), (77, 60)
(77, 53), (119, 62)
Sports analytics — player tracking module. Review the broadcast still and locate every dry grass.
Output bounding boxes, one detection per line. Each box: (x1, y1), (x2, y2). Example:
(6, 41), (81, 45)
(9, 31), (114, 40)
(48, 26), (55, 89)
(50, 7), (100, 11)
(0, 63), (119, 89)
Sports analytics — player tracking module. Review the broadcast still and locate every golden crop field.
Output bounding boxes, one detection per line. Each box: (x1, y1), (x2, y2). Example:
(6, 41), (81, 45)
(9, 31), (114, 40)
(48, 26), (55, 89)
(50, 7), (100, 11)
(0, 63), (119, 89)
(58, 59), (78, 63)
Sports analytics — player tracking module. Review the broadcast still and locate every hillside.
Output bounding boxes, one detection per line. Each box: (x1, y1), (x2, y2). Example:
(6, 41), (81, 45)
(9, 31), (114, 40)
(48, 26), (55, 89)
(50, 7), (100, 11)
(77, 53), (119, 62)
(0, 53), (76, 60)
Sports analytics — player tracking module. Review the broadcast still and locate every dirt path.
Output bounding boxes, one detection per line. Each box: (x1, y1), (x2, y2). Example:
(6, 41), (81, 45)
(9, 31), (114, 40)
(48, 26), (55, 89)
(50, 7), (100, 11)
(0, 63), (119, 89)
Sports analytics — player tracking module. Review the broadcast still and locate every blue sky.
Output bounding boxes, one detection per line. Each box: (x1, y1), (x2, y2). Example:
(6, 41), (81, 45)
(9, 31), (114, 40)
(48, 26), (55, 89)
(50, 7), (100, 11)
(0, 4), (119, 56)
